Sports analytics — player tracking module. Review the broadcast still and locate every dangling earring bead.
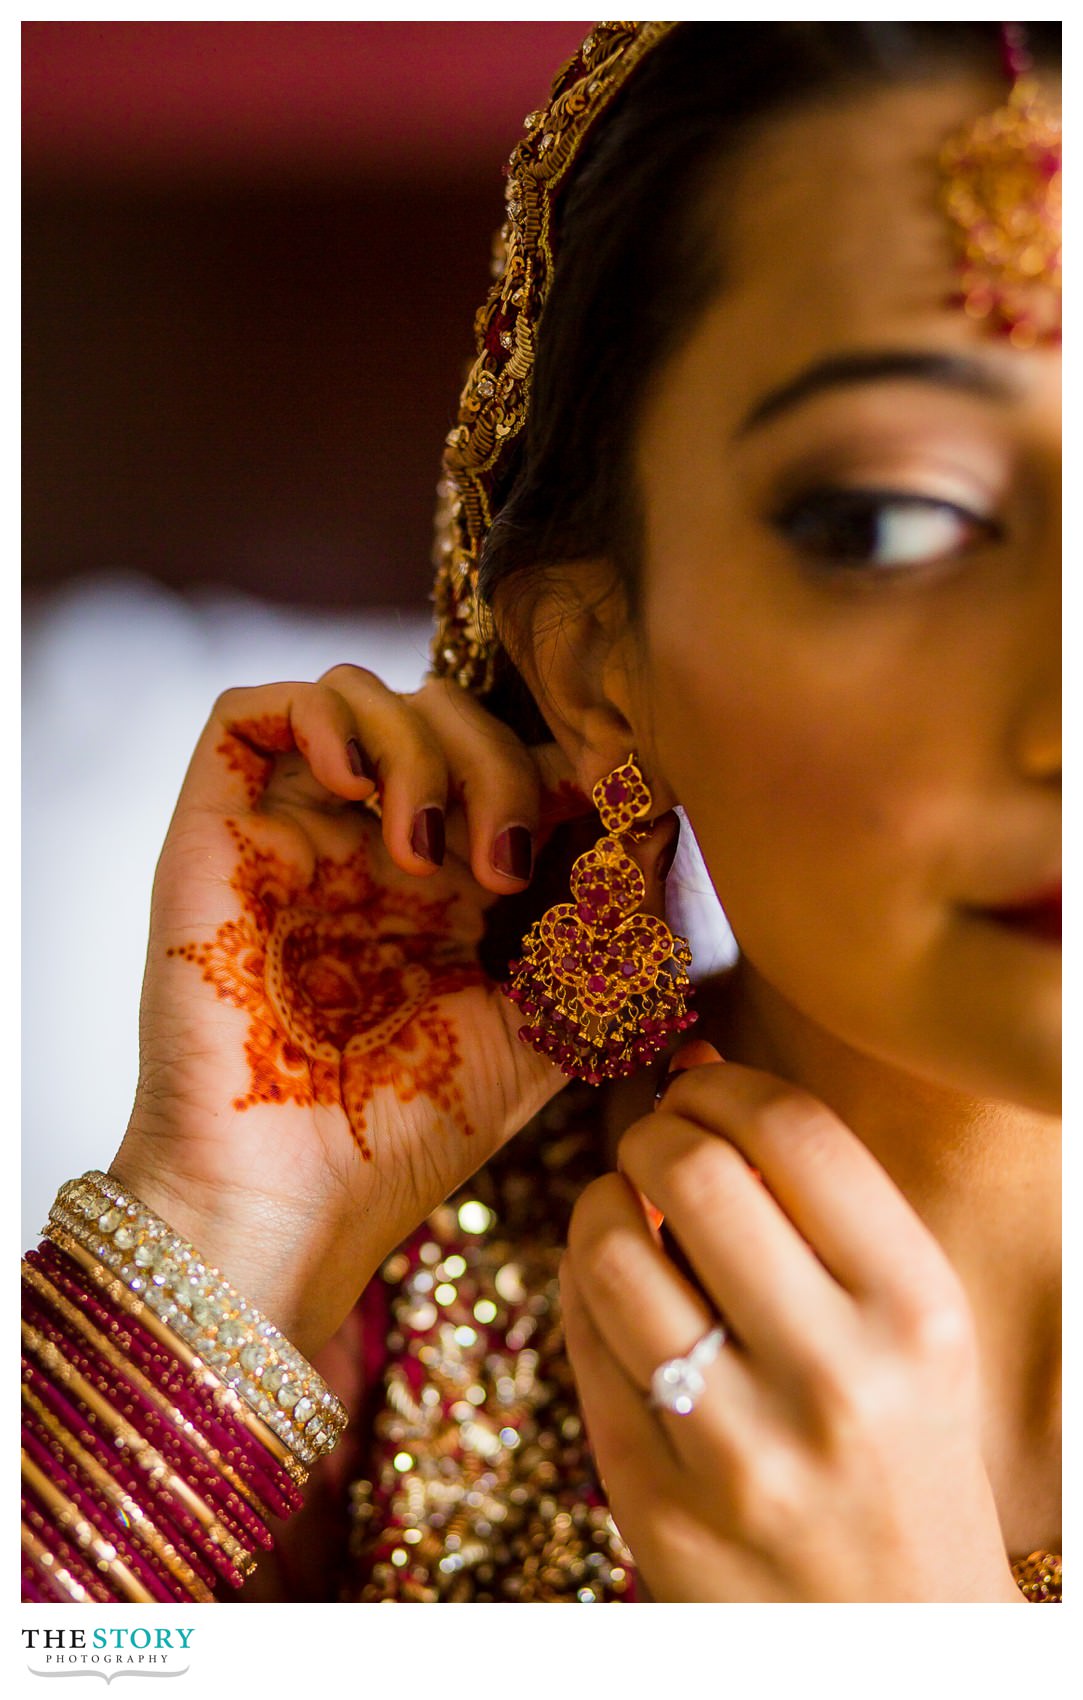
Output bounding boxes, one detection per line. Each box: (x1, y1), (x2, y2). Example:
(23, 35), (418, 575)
(503, 755), (697, 1085)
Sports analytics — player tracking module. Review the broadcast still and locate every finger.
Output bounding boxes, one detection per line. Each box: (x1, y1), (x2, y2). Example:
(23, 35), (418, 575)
(559, 1249), (685, 1493)
(179, 682), (357, 816)
(565, 1171), (763, 1463)
(407, 676), (546, 893)
(316, 663), (450, 875)
(618, 1113), (855, 1389)
(270, 683), (380, 804)
(641, 1060), (961, 1323)
(625, 809), (683, 927)
(532, 743), (591, 844)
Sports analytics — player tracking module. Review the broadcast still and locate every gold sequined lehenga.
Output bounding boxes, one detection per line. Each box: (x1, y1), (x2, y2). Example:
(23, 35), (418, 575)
(343, 1085), (638, 1602)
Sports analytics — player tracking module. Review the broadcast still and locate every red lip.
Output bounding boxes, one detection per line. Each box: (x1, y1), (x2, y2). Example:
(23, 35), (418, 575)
(975, 883), (1061, 945)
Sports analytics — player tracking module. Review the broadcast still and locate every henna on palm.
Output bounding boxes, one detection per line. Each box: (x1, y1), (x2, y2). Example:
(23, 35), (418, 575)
(165, 717), (486, 1160)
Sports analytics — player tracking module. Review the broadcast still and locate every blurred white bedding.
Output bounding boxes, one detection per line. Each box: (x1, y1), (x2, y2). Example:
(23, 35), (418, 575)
(22, 573), (734, 1246)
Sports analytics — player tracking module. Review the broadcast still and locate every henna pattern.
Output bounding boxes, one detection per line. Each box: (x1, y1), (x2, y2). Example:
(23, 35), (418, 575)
(168, 716), (486, 1159)
(216, 715), (296, 806)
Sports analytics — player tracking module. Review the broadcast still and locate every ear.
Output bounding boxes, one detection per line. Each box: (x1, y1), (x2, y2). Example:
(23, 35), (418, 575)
(491, 560), (677, 813)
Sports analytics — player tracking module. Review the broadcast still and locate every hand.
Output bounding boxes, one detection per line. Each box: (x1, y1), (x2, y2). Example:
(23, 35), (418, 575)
(561, 1041), (1024, 1601)
(110, 665), (673, 1357)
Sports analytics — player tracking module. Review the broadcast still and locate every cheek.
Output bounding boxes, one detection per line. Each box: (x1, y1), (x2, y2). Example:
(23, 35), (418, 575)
(645, 626), (962, 968)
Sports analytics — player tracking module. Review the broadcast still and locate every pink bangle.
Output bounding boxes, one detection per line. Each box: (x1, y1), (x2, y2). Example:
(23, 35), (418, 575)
(39, 1226), (309, 1497)
(49, 1172), (347, 1466)
(23, 1164), (349, 1605)
(22, 1351), (222, 1594)
(21, 1335), (249, 1592)
(20, 1489), (114, 1603)
(21, 1415), (180, 1603)
(21, 1284), (270, 1554)
(30, 1243), (301, 1517)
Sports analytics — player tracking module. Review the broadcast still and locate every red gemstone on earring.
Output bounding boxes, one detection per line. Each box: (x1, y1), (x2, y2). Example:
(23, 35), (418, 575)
(587, 974), (607, 994)
(604, 779), (629, 807)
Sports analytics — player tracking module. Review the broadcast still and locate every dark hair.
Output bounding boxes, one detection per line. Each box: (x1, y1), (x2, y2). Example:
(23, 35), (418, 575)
(474, 20), (1060, 740)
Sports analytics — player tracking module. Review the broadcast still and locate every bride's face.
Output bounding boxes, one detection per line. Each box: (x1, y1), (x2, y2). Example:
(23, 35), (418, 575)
(626, 73), (1061, 1113)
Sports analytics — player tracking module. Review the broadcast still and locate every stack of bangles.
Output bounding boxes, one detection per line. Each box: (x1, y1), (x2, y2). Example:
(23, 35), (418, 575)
(21, 1171), (347, 1603)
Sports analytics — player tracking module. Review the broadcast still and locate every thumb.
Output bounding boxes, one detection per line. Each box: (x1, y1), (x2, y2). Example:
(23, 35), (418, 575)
(643, 1035), (729, 1262)
(615, 1033), (727, 1237)
(654, 1036), (725, 1106)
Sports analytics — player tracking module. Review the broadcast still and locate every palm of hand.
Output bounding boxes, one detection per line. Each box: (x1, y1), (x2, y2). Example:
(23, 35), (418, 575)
(132, 712), (565, 1283)
(167, 811), (487, 1161)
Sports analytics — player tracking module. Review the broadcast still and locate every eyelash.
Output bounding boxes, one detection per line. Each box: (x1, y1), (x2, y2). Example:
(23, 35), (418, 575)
(772, 486), (1003, 575)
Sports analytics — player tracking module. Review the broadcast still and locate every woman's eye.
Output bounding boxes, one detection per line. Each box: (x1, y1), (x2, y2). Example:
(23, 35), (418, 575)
(773, 487), (1001, 573)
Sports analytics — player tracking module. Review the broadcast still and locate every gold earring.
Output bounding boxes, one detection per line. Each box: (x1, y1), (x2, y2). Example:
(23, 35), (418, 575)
(504, 754), (696, 1083)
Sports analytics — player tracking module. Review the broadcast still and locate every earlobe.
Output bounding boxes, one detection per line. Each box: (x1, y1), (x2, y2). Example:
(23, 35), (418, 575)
(492, 560), (657, 798)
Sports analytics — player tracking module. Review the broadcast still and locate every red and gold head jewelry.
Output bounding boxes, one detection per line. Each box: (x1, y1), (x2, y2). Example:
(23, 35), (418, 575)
(429, 21), (678, 696)
(938, 23), (1061, 349)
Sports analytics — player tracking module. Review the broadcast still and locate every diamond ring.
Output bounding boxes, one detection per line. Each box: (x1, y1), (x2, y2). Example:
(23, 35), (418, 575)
(648, 1323), (728, 1415)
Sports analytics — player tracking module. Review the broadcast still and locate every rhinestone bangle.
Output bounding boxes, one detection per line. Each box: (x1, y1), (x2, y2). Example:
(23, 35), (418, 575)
(43, 1225), (307, 1490)
(45, 1171), (347, 1467)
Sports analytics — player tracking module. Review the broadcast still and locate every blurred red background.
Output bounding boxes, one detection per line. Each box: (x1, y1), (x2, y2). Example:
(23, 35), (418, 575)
(23, 21), (591, 609)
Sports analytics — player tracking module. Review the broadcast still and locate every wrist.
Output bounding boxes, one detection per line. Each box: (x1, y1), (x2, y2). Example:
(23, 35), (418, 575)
(43, 1170), (348, 1469)
(106, 1137), (370, 1360)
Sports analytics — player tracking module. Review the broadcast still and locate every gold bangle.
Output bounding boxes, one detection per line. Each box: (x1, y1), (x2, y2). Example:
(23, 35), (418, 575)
(21, 1487), (111, 1601)
(21, 1448), (157, 1604)
(48, 1171), (346, 1466)
(46, 1224), (307, 1486)
(21, 1521), (93, 1603)
(21, 1321), (256, 1577)
(21, 1380), (214, 1602)
(21, 1485), (116, 1602)
(24, 1257), (272, 1522)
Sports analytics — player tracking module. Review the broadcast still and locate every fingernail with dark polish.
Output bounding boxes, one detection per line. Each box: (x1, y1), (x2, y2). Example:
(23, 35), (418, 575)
(492, 824), (534, 881)
(657, 820), (681, 882)
(410, 806), (445, 865)
(346, 737), (377, 781)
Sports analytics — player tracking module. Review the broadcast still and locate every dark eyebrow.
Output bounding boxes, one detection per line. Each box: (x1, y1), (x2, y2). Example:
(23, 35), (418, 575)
(735, 349), (1022, 439)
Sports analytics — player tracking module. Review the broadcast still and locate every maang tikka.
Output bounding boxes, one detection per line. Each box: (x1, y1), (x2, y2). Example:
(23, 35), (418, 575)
(938, 21), (1061, 349)
(503, 755), (697, 1085)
